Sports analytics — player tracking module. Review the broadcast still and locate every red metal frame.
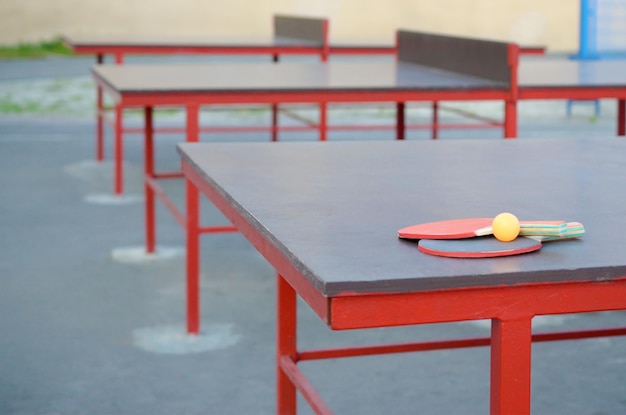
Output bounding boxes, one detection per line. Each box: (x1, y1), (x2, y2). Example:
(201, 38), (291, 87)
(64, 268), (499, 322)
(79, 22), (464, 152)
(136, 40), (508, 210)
(180, 152), (626, 414)
(102, 82), (516, 194)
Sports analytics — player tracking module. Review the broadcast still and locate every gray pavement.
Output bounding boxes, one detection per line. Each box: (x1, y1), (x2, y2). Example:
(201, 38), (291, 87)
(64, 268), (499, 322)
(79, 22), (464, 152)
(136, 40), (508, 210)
(0, 56), (625, 415)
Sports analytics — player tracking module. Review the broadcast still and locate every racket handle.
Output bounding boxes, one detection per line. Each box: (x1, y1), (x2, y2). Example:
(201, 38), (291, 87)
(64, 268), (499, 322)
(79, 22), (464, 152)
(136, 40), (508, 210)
(519, 221), (567, 237)
(527, 222), (585, 242)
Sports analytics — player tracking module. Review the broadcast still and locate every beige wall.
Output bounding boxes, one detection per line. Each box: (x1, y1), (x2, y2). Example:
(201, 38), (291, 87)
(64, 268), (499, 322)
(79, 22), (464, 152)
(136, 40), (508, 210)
(1, 0), (580, 51)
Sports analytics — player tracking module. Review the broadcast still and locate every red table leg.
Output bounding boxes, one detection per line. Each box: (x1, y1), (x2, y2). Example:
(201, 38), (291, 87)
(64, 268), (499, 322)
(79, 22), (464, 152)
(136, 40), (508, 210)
(490, 317), (532, 415)
(95, 54), (104, 162)
(277, 273), (297, 414)
(186, 104), (201, 335)
(506, 44), (519, 139)
(618, 99), (625, 136)
(185, 104), (200, 334)
(272, 104), (279, 142)
(431, 101), (439, 139)
(321, 20), (329, 62)
(144, 106), (156, 254)
(319, 102), (328, 141)
(271, 55), (279, 142)
(396, 102), (405, 140)
(114, 104), (124, 195)
(112, 51), (125, 194)
(186, 177), (200, 335)
(504, 99), (517, 138)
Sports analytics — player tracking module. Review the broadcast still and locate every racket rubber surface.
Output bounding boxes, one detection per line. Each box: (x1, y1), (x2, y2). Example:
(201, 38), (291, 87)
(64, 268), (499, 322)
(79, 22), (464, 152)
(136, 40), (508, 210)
(398, 218), (493, 240)
(418, 236), (542, 258)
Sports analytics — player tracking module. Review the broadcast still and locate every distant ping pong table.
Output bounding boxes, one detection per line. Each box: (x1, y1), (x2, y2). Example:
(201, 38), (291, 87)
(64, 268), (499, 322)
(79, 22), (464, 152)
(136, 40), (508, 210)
(177, 138), (626, 415)
(518, 56), (626, 136)
(91, 29), (520, 196)
(63, 14), (396, 64)
(63, 14), (396, 165)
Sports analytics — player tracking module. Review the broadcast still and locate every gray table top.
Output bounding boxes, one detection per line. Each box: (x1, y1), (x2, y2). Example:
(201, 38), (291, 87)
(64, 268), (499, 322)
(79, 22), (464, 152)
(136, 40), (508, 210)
(91, 57), (626, 97)
(91, 60), (507, 94)
(64, 34), (395, 50)
(178, 137), (626, 297)
(519, 56), (626, 88)
(64, 35), (322, 48)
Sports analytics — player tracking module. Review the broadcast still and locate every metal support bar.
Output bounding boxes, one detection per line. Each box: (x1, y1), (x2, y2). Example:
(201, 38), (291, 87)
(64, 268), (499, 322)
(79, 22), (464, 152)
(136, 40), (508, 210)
(277, 274), (298, 414)
(185, 103), (201, 335)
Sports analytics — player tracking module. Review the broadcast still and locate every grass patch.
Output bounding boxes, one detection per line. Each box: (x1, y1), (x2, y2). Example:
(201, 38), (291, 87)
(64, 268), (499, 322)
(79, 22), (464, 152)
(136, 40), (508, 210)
(0, 38), (74, 59)
(0, 98), (44, 114)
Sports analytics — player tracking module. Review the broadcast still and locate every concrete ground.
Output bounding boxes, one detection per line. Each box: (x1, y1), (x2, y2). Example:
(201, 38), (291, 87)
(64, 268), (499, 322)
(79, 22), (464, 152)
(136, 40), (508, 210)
(0, 55), (625, 415)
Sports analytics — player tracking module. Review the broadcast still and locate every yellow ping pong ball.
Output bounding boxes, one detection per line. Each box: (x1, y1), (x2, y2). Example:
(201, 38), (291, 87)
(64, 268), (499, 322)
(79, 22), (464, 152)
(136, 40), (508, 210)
(492, 212), (520, 242)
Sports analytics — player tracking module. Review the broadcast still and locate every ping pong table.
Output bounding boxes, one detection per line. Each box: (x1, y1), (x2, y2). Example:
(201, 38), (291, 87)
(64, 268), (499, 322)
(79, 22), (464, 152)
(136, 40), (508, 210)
(177, 137), (626, 415)
(63, 14), (396, 63)
(63, 14), (396, 164)
(518, 56), (626, 136)
(91, 29), (519, 196)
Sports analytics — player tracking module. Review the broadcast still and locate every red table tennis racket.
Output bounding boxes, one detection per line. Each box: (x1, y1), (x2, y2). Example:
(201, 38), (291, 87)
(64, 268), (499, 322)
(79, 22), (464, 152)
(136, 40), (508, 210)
(399, 218), (493, 239)
(398, 218), (573, 240)
(418, 236), (542, 258)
